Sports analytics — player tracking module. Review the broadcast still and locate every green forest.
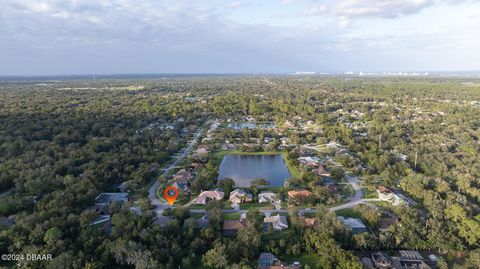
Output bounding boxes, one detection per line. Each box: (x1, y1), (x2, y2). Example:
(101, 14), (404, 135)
(1, 76), (480, 268)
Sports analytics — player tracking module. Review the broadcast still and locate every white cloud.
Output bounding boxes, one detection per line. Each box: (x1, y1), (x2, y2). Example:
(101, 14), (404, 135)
(0, 0), (479, 74)
(226, 1), (245, 8)
(305, 0), (435, 18)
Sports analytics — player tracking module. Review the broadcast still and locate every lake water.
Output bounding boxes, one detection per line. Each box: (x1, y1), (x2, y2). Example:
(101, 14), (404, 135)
(218, 154), (291, 187)
(227, 122), (275, 129)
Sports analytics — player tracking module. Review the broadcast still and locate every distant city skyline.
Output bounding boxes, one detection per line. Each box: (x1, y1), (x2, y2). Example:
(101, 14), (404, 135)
(1, 0), (480, 75)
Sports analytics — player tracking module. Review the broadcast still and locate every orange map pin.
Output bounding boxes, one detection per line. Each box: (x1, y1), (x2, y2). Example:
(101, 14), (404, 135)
(164, 185), (179, 206)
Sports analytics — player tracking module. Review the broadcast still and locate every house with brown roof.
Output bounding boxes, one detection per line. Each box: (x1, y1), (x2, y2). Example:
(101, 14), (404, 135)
(299, 216), (317, 228)
(315, 164), (331, 177)
(284, 120), (295, 129)
(223, 213), (247, 235)
(287, 189), (313, 198)
(223, 220), (246, 235)
(379, 217), (400, 231)
(173, 168), (193, 190)
(195, 147), (209, 155)
(229, 189), (253, 204)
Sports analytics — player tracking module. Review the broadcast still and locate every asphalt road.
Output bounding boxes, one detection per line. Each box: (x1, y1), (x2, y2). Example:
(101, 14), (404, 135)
(148, 128), (203, 217)
(147, 126), (377, 221)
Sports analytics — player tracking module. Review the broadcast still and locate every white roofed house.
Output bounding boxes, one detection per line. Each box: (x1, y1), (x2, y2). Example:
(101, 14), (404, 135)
(259, 192), (281, 210)
(376, 186), (415, 206)
(264, 214), (288, 231)
(194, 189), (225, 205)
(258, 192), (277, 203)
(229, 189), (253, 204)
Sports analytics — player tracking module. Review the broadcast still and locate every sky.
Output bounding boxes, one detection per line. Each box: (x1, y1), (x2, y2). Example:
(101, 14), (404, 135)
(1, 0), (480, 75)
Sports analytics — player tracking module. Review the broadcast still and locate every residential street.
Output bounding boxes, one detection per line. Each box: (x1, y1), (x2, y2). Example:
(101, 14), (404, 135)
(148, 127), (204, 219)
(147, 128), (378, 222)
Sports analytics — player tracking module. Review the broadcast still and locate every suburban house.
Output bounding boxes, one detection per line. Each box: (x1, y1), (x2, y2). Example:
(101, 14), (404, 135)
(173, 168), (193, 190)
(258, 252), (301, 269)
(372, 251), (432, 269)
(298, 156), (321, 165)
(284, 120), (295, 129)
(194, 189), (225, 205)
(287, 189), (313, 199)
(0, 216), (15, 228)
(376, 186), (415, 206)
(229, 189), (253, 204)
(305, 161), (320, 168)
(189, 162), (205, 170)
(263, 214), (288, 231)
(314, 164), (331, 177)
(223, 213), (247, 235)
(195, 147), (209, 155)
(299, 216), (317, 228)
(223, 220), (246, 235)
(372, 252), (392, 269)
(337, 216), (369, 234)
(174, 169), (192, 182)
(397, 250), (431, 269)
(258, 192), (277, 203)
(222, 143), (236, 151)
(379, 217), (400, 231)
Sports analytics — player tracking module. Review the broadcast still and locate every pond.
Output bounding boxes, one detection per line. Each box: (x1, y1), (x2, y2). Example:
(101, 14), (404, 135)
(218, 154), (291, 187)
(227, 122), (275, 129)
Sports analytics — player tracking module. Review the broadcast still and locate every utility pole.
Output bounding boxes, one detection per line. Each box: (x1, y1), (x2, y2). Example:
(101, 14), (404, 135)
(378, 134), (382, 149)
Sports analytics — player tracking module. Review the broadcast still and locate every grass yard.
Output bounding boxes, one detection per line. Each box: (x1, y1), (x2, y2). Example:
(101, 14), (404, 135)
(283, 153), (302, 178)
(240, 202), (274, 210)
(188, 204), (206, 209)
(334, 208), (362, 219)
(283, 254), (323, 269)
(262, 228), (294, 241)
(223, 212), (242, 220)
(362, 187), (378, 199)
(189, 212), (206, 219)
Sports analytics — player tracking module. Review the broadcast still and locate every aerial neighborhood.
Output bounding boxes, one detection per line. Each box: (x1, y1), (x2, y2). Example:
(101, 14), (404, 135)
(2, 77), (479, 269)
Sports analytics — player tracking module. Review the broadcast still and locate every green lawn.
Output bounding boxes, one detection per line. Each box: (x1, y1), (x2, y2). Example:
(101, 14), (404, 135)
(283, 153), (302, 178)
(188, 204), (206, 209)
(239, 202), (274, 210)
(362, 187), (378, 199)
(365, 200), (390, 207)
(262, 229), (294, 241)
(334, 208), (362, 218)
(189, 213), (206, 219)
(283, 254), (323, 269)
(223, 212), (241, 220)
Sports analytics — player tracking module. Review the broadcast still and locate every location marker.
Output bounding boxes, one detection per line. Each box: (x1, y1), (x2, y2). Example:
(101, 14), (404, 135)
(164, 185), (179, 206)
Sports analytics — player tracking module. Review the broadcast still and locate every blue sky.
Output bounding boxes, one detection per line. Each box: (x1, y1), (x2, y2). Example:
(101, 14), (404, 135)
(1, 0), (480, 75)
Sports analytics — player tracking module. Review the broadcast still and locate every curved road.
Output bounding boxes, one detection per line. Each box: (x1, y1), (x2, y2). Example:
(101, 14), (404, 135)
(148, 128), (203, 219)
(148, 129), (377, 221)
